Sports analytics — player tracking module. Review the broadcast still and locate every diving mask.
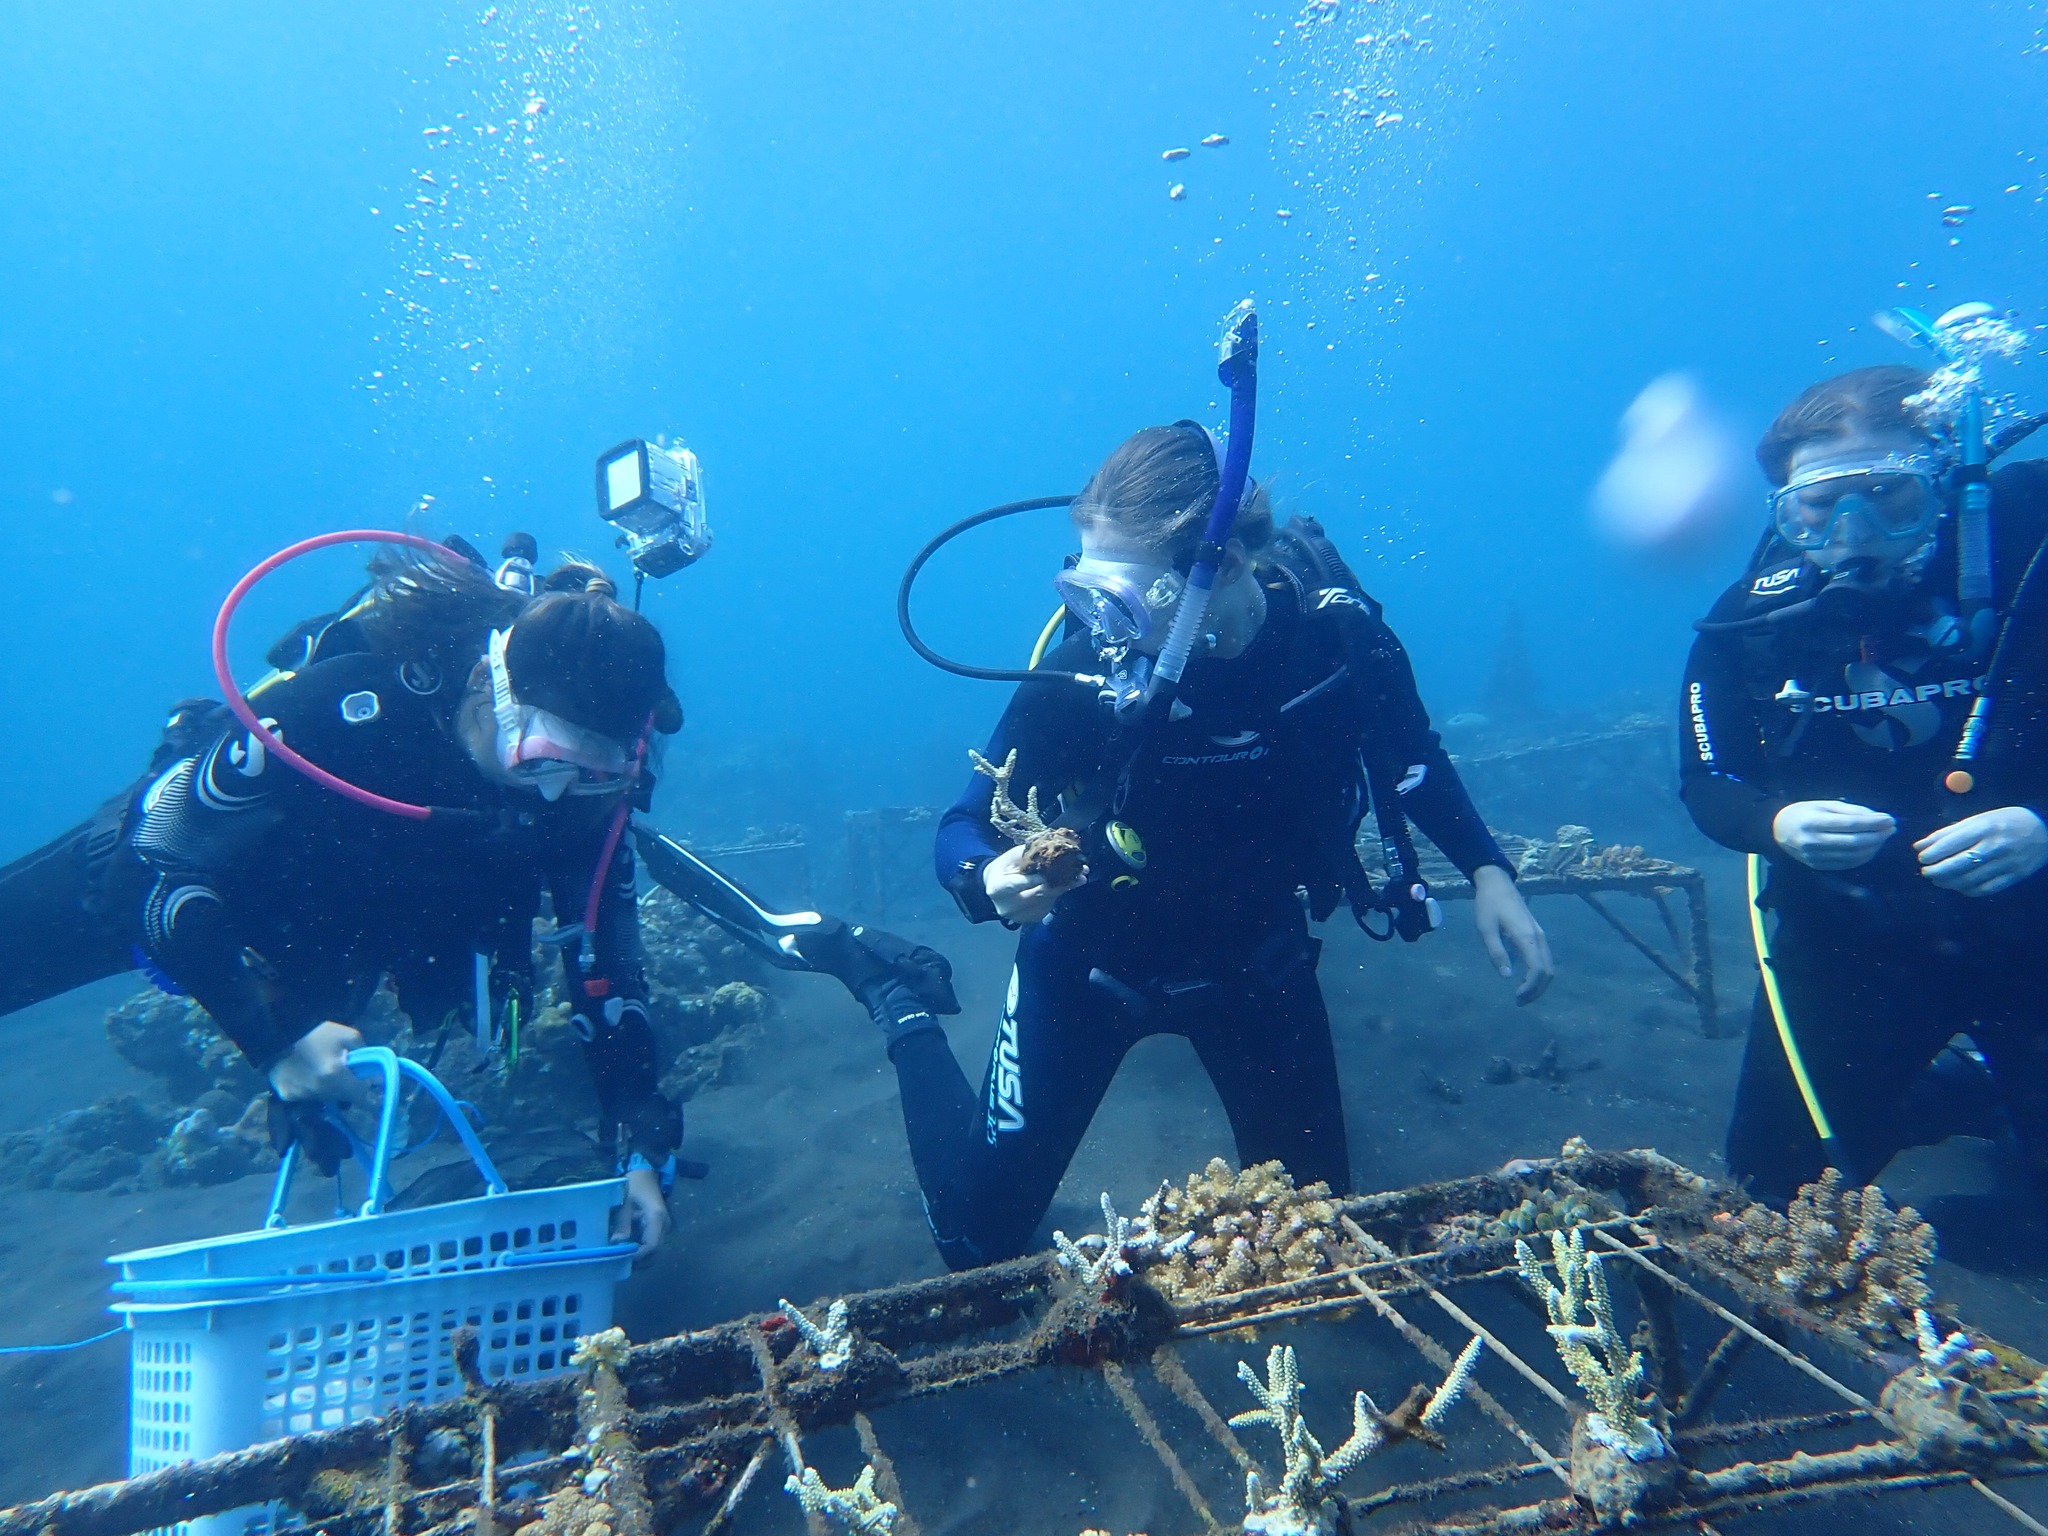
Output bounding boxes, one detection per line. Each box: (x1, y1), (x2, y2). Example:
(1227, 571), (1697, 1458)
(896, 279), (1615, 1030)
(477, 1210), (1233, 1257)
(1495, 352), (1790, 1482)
(1053, 558), (1187, 646)
(1770, 451), (1945, 551)
(486, 628), (634, 801)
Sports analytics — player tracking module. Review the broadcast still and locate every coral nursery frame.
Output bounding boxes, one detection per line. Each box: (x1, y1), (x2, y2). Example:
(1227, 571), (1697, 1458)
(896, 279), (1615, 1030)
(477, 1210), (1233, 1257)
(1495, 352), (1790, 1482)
(9, 1148), (2048, 1536)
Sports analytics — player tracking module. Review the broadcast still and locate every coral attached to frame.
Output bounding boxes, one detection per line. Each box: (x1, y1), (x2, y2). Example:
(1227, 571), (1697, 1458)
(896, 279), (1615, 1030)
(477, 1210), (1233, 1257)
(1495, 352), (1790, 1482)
(1227, 1340), (1483, 1536)
(779, 1297), (854, 1371)
(1054, 1192), (1138, 1288)
(1433, 1175), (1616, 1250)
(1130, 1157), (1359, 1303)
(785, 1464), (899, 1536)
(1690, 1168), (1936, 1346)
(1516, 1228), (1667, 1462)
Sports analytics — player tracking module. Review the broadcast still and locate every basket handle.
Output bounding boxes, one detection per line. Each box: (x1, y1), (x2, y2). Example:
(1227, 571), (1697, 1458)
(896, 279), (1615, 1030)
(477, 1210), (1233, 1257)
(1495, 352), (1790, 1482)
(266, 1046), (510, 1228)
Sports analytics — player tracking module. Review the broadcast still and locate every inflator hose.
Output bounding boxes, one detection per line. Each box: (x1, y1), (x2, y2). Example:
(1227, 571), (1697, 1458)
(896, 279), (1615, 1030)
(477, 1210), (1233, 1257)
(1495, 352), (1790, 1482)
(212, 529), (456, 820)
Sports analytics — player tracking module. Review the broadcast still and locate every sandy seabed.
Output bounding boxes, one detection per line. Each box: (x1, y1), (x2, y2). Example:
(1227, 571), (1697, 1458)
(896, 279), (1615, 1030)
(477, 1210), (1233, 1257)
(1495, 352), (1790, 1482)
(3, 827), (2046, 1533)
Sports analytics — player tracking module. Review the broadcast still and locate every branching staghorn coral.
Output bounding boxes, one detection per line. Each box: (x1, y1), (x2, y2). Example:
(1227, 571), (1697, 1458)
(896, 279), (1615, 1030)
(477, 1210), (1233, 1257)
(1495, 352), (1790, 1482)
(969, 748), (1084, 883)
(1433, 1176), (1616, 1250)
(1131, 1158), (1358, 1303)
(784, 1464), (898, 1536)
(1914, 1309), (1995, 1379)
(1517, 1229), (1666, 1461)
(1227, 1340), (1483, 1536)
(1053, 1193), (1139, 1288)
(779, 1297), (853, 1371)
(1690, 1169), (1936, 1346)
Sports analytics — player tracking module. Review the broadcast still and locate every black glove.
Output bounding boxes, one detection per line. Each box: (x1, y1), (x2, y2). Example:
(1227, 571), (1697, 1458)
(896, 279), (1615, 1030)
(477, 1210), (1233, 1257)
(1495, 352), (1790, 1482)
(266, 1094), (353, 1178)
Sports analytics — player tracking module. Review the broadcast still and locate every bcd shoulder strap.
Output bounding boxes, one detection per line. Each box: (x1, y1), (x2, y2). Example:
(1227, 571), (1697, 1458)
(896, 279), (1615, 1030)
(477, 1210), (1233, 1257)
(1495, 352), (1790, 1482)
(1267, 516), (1439, 942)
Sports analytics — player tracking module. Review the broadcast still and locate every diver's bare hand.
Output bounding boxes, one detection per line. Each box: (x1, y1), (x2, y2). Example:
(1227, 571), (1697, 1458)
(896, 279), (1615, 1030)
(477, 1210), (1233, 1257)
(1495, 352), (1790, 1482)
(1473, 864), (1553, 1004)
(267, 1022), (369, 1104)
(1916, 807), (2048, 896)
(614, 1165), (672, 1259)
(1773, 800), (1896, 870)
(984, 843), (1088, 925)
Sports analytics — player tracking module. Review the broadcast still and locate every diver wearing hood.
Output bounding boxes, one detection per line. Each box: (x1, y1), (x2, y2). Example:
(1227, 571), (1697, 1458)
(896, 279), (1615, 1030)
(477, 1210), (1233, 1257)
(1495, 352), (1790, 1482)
(0, 544), (692, 1254)
(1681, 363), (2048, 1209)
(879, 423), (1553, 1271)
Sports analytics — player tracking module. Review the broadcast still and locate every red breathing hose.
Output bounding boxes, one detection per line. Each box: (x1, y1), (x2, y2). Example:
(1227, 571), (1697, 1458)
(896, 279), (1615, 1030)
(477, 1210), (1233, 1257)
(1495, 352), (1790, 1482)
(578, 714), (655, 994)
(215, 529), (655, 986)
(212, 529), (457, 820)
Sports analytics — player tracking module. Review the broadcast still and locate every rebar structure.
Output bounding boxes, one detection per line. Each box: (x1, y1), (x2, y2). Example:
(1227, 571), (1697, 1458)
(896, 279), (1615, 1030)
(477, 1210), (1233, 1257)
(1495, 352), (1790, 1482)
(12, 1148), (2047, 1536)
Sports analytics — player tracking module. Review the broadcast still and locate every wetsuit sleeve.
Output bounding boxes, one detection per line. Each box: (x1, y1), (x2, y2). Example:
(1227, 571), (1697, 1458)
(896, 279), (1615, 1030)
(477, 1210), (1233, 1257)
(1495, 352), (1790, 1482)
(1678, 626), (1786, 855)
(129, 678), (371, 1070)
(933, 649), (1102, 922)
(550, 830), (681, 1169)
(1340, 606), (1508, 878)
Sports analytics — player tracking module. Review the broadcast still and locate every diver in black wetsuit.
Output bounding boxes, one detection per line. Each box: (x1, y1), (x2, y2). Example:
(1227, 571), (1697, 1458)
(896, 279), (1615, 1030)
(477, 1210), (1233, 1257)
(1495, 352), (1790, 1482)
(1681, 362), (2048, 1208)
(882, 423), (1553, 1270)
(0, 540), (956, 1254)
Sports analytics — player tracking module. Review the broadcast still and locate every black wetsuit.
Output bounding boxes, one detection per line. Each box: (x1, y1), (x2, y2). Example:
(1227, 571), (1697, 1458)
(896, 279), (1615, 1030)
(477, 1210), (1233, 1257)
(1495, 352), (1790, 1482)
(1681, 461), (2048, 1204)
(0, 648), (680, 1168)
(898, 559), (1508, 1269)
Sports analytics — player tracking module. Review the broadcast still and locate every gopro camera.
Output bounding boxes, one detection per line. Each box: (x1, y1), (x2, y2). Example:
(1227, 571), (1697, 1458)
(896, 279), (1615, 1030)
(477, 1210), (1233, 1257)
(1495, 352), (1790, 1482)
(595, 437), (711, 579)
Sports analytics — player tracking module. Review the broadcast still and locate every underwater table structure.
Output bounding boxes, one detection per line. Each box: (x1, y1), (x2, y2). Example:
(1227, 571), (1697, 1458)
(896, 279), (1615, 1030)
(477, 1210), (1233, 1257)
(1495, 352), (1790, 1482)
(1360, 825), (1721, 1037)
(11, 1145), (2048, 1536)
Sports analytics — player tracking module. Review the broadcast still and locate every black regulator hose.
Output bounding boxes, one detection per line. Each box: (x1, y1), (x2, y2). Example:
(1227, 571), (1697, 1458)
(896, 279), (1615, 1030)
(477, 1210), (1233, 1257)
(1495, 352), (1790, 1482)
(896, 494), (1095, 685)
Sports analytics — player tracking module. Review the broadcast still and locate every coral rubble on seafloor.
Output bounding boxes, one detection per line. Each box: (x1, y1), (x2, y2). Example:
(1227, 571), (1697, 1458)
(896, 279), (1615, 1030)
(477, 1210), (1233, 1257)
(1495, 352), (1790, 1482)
(784, 1464), (899, 1536)
(1129, 1158), (1359, 1303)
(1228, 1340), (1482, 1536)
(969, 746), (1085, 884)
(780, 1296), (854, 1370)
(1689, 1168), (1936, 1346)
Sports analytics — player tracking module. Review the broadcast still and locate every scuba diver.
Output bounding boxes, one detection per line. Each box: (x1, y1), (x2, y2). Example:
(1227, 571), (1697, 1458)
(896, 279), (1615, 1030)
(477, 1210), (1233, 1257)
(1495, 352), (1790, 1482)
(0, 442), (957, 1257)
(1682, 315), (2048, 1211)
(884, 303), (1553, 1269)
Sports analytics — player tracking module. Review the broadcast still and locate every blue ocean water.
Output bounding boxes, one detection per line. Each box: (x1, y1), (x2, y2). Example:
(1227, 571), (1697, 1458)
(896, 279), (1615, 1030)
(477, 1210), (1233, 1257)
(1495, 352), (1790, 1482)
(7, 1), (2044, 838)
(5, 1), (2048, 1525)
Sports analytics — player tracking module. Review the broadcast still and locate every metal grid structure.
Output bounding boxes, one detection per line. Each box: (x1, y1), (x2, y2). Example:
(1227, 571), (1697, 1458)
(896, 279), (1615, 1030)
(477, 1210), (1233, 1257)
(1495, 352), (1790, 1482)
(1359, 828), (1721, 1037)
(11, 1148), (2046, 1536)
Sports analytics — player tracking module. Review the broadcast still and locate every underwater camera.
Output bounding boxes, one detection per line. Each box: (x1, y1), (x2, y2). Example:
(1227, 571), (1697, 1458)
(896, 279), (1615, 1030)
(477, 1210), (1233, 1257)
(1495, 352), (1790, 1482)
(595, 436), (711, 579)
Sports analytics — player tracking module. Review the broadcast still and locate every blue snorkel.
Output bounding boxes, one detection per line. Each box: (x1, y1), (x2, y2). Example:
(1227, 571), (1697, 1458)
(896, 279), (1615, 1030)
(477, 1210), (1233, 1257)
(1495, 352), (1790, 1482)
(1876, 302), (2048, 798)
(1875, 302), (1997, 614)
(1148, 299), (1261, 706)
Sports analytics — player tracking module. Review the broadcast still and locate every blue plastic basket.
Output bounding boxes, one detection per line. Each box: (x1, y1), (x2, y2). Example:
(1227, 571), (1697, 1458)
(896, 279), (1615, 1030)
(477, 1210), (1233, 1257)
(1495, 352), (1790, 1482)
(109, 1048), (636, 1536)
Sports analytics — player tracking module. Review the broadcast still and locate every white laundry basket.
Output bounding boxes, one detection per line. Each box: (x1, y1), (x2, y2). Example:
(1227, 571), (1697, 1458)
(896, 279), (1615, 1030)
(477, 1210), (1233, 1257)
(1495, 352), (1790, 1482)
(110, 1048), (637, 1536)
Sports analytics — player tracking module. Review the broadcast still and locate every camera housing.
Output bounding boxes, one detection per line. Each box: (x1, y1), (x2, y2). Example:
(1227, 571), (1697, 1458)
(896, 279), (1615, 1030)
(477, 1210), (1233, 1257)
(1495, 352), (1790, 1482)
(595, 438), (711, 579)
